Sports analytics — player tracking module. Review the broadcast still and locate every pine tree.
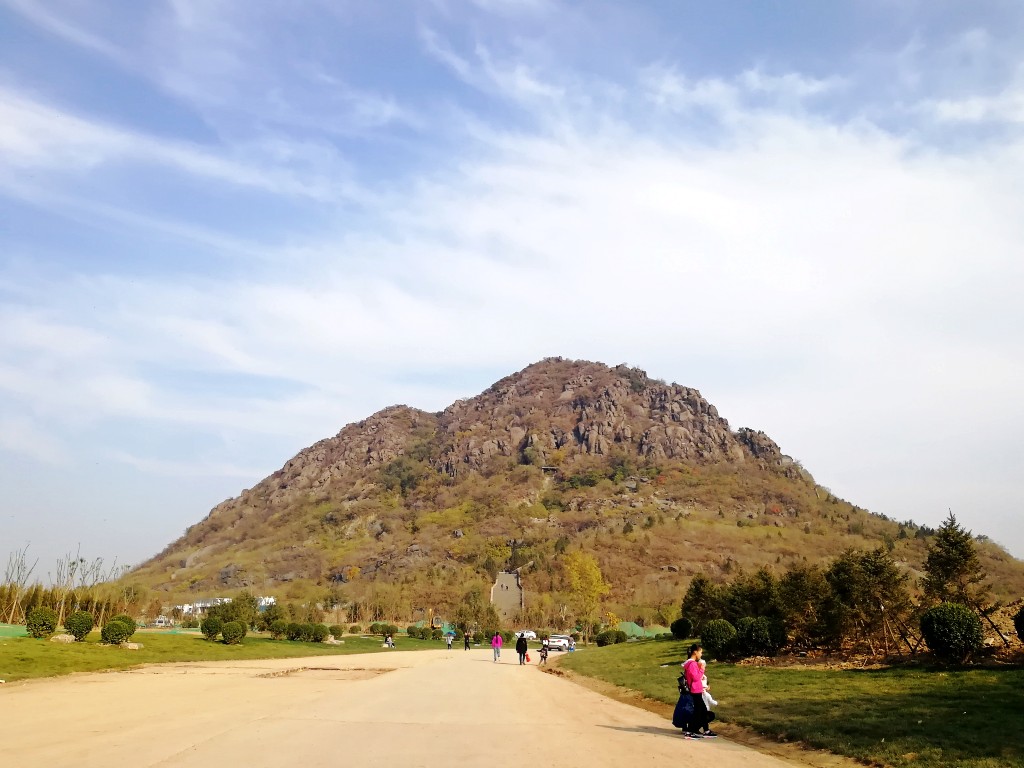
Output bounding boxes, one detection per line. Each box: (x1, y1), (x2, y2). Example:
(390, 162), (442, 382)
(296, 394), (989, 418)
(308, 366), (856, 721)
(921, 513), (988, 607)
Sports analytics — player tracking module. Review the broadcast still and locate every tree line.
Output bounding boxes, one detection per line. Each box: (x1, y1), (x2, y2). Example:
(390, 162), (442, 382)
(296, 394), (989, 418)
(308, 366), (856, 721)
(679, 513), (1017, 661)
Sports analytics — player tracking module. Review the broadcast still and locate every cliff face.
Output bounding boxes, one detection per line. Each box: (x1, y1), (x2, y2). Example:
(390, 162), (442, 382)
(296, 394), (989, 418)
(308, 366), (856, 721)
(131, 358), (1024, 605)
(261, 358), (795, 495)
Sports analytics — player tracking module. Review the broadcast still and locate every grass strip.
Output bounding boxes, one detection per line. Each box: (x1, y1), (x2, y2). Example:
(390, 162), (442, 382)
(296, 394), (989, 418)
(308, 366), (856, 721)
(559, 639), (1024, 768)
(0, 631), (433, 682)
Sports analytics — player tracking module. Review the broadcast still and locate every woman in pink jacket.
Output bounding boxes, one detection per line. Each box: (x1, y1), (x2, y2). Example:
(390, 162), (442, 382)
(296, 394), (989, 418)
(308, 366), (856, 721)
(491, 631), (503, 662)
(681, 643), (717, 738)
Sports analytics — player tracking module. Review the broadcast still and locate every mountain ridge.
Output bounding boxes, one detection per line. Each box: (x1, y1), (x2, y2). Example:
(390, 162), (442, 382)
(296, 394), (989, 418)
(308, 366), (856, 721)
(132, 357), (1024, 623)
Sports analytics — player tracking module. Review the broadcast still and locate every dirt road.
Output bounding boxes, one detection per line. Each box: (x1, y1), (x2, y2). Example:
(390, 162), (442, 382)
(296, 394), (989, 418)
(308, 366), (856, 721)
(1, 648), (799, 767)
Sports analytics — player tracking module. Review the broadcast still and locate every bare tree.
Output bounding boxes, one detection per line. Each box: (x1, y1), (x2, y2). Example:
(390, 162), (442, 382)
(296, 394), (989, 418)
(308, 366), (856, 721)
(3, 544), (38, 624)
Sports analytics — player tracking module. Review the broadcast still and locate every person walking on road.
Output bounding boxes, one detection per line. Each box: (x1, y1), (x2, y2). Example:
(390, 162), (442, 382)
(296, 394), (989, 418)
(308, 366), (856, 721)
(681, 643), (717, 738)
(515, 632), (529, 665)
(491, 631), (503, 662)
(446, 633), (454, 650)
(464, 632), (472, 650)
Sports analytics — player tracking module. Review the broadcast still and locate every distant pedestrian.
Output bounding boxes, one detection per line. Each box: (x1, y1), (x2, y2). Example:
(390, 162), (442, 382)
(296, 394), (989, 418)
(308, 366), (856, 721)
(539, 642), (549, 665)
(491, 631), (503, 662)
(446, 633), (454, 650)
(516, 632), (529, 665)
(464, 632), (472, 650)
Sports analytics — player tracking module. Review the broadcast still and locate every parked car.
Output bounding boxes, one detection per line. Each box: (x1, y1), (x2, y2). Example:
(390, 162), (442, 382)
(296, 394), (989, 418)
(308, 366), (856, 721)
(516, 630), (537, 640)
(548, 634), (571, 651)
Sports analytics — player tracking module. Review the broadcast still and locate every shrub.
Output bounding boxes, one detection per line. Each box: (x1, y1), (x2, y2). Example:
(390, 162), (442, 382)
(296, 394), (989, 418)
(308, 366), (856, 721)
(299, 623), (315, 642)
(269, 619), (288, 639)
(386, 624), (400, 638)
(431, 628), (444, 640)
(500, 630), (513, 644)
(311, 624), (329, 642)
(701, 619), (737, 659)
(349, 625), (361, 635)
(369, 622), (385, 636)
(735, 616), (786, 657)
(26, 607), (59, 638)
(656, 633), (675, 640)
(595, 631), (616, 646)
(100, 620), (133, 644)
(64, 611), (94, 641)
(670, 617), (694, 640)
(407, 624), (420, 637)
(221, 621), (245, 645)
(109, 614), (137, 638)
(921, 602), (983, 663)
(286, 622), (303, 641)
(1014, 606), (1024, 642)
(472, 631), (485, 644)
(200, 616), (223, 640)
(614, 630), (628, 644)
(329, 625), (344, 638)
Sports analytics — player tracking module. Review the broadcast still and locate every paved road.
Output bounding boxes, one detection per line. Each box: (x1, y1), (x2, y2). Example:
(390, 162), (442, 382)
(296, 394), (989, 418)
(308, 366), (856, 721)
(1, 649), (797, 767)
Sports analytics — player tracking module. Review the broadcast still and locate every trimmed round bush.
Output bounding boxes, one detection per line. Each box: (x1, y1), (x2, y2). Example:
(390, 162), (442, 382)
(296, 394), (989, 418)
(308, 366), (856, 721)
(286, 622), (303, 641)
(369, 622), (385, 636)
(329, 624), (344, 638)
(200, 616), (223, 640)
(109, 614), (137, 638)
(431, 628), (444, 640)
(100, 620), (133, 644)
(613, 630), (628, 644)
(1014, 606), (1024, 642)
(26, 607), (59, 639)
(64, 610), (94, 641)
(221, 621), (245, 645)
(735, 616), (786, 657)
(701, 619), (737, 659)
(670, 617), (694, 640)
(656, 633), (675, 640)
(349, 625), (361, 635)
(595, 630), (616, 647)
(269, 619), (288, 639)
(299, 623), (315, 642)
(311, 624), (329, 642)
(921, 602), (983, 663)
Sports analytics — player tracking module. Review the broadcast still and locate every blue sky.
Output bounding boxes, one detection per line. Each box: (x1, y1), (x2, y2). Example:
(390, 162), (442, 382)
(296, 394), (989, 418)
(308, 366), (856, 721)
(2, 0), (1023, 576)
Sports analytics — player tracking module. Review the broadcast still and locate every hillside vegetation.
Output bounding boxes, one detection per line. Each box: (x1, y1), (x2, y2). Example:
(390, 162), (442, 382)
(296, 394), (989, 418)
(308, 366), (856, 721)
(130, 358), (1024, 626)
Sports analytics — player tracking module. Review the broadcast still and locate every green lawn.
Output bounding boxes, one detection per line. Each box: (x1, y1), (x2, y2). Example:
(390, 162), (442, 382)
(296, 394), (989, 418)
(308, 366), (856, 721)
(0, 631), (435, 682)
(559, 639), (1024, 768)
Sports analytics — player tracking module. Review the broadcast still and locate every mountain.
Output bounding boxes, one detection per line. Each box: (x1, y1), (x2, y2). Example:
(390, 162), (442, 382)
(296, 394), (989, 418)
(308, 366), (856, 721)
(131, 358), (1024, 622)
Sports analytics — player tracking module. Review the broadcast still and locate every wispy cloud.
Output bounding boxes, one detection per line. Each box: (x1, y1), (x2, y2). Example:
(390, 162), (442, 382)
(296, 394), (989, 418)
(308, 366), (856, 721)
(0, 87), (362, 202)
(2, 1), (1024, 565)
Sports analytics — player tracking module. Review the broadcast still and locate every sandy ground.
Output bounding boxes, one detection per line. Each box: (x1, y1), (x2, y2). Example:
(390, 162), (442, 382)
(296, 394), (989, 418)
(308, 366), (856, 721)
(0, 648), (801, 767)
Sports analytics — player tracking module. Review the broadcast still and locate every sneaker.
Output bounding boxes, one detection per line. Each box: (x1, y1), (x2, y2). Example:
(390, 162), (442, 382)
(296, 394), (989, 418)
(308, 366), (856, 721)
(702, 730), (719, 738)
(685, 732), (703, 739)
